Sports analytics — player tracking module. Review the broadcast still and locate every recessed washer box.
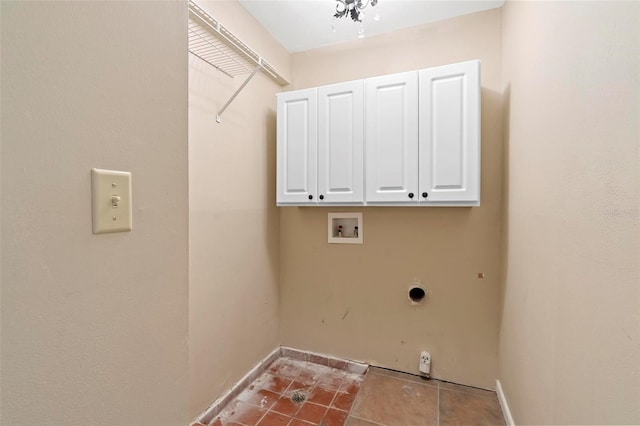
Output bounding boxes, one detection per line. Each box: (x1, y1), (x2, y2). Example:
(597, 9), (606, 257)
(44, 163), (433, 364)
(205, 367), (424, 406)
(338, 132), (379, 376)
(328, 212), (362, 244)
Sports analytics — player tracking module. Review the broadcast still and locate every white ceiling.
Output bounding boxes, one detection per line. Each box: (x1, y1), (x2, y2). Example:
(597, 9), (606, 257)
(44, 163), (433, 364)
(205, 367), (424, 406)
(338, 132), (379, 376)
(238, 0), (504, 52)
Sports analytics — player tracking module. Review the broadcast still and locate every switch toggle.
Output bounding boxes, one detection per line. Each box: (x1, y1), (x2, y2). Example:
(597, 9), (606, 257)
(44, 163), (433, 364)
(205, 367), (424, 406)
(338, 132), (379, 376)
(91, 168), (132, 234)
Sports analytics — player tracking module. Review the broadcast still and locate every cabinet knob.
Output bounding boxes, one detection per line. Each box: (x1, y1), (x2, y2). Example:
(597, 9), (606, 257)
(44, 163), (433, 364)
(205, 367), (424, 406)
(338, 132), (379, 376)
(422, 192), (428, 198)
(408, 193), (414, 199)
(308, 195), (313, 200)
(319, 195), (324, 200)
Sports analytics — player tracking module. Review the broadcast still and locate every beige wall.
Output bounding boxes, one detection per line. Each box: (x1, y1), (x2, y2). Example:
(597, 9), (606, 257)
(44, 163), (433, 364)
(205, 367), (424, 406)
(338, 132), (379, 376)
(1, 2), (189, 425)
(280, 9), (504, 389)
(499, 1), (640, 424)
(188, 0), (290, 418)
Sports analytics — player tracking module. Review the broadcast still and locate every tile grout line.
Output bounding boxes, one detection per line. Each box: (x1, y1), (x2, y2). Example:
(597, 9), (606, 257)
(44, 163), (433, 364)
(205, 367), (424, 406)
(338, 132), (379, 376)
(345, 370), (388, 426)
(254, 402), (270, 426)
(344, 368), (368, 419)
(438, 386), (499, 401)
(369, 370), (439, 389)
(437, 381), (499, 399)
(326, 384), (340, 412)
(348, 414), (388, 426)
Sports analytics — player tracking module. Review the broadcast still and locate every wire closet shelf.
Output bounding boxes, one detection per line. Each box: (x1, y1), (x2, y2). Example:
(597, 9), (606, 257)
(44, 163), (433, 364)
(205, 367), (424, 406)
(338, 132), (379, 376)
(188, 0), (289, 122)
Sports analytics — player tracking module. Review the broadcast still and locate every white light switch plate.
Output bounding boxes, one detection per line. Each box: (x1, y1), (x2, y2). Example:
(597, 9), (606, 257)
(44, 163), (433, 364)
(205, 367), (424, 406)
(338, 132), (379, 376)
(91, 168), (132, 234)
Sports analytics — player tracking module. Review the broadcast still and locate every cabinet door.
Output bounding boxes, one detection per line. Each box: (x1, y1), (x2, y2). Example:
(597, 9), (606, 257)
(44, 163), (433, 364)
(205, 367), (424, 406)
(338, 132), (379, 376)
(317, 81), (364, 203)
(419, 60), (480, 204)
(365, 71), (419, 203)
(276, 88), (318, 204)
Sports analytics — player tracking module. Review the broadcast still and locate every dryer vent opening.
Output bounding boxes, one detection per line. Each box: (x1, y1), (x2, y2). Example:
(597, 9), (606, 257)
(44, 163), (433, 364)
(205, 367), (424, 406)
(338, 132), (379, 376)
(409, 286), (426, 304)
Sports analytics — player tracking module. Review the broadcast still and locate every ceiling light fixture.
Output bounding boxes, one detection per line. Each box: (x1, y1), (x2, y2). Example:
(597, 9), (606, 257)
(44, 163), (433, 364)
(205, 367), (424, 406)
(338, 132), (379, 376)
(334, 0), (378, 23)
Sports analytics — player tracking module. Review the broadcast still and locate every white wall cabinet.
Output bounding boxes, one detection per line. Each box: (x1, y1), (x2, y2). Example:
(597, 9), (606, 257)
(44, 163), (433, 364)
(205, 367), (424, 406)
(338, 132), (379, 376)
(276, 88), (317, 204)
(317, 81), (364, 204)
(276, 59), (480, 207)
(277, 82), (364, 205)
(365, 71), (419, 203)
(419, 60), (480, 204)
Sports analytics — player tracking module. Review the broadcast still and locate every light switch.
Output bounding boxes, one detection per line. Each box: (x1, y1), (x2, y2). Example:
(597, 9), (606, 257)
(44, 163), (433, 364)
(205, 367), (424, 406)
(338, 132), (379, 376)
(91, 168), (132, 234)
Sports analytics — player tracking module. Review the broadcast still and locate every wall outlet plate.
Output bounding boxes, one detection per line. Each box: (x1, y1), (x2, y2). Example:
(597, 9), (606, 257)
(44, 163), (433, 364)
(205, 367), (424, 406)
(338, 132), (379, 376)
(420, 351), (431, 374)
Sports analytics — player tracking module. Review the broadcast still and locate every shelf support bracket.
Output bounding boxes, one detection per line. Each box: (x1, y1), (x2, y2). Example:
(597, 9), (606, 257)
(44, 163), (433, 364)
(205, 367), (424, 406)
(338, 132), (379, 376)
(216, 64), (262, 123)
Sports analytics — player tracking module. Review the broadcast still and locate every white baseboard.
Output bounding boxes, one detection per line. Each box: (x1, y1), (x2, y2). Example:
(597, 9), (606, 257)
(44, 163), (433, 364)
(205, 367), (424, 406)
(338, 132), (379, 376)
(496, 379), (515, 426)
(192, 346), (281, 426)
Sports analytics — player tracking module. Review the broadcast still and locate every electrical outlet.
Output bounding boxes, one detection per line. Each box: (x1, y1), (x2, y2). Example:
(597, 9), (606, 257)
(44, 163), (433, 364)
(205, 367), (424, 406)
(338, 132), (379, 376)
(419, 351), (431, 375)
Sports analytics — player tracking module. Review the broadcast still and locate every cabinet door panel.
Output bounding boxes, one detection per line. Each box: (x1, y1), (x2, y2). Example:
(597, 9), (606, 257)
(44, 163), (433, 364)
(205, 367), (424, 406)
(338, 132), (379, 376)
(277, 88), (317, 204)
(419, 60), (480, 204)
(365, 71), (419, 203)
(318, 81), (364, 203)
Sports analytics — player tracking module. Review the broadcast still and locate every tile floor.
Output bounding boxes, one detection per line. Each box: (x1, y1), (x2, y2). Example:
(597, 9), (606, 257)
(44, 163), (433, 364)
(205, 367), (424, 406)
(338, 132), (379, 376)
(202, 357), (505, 426)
